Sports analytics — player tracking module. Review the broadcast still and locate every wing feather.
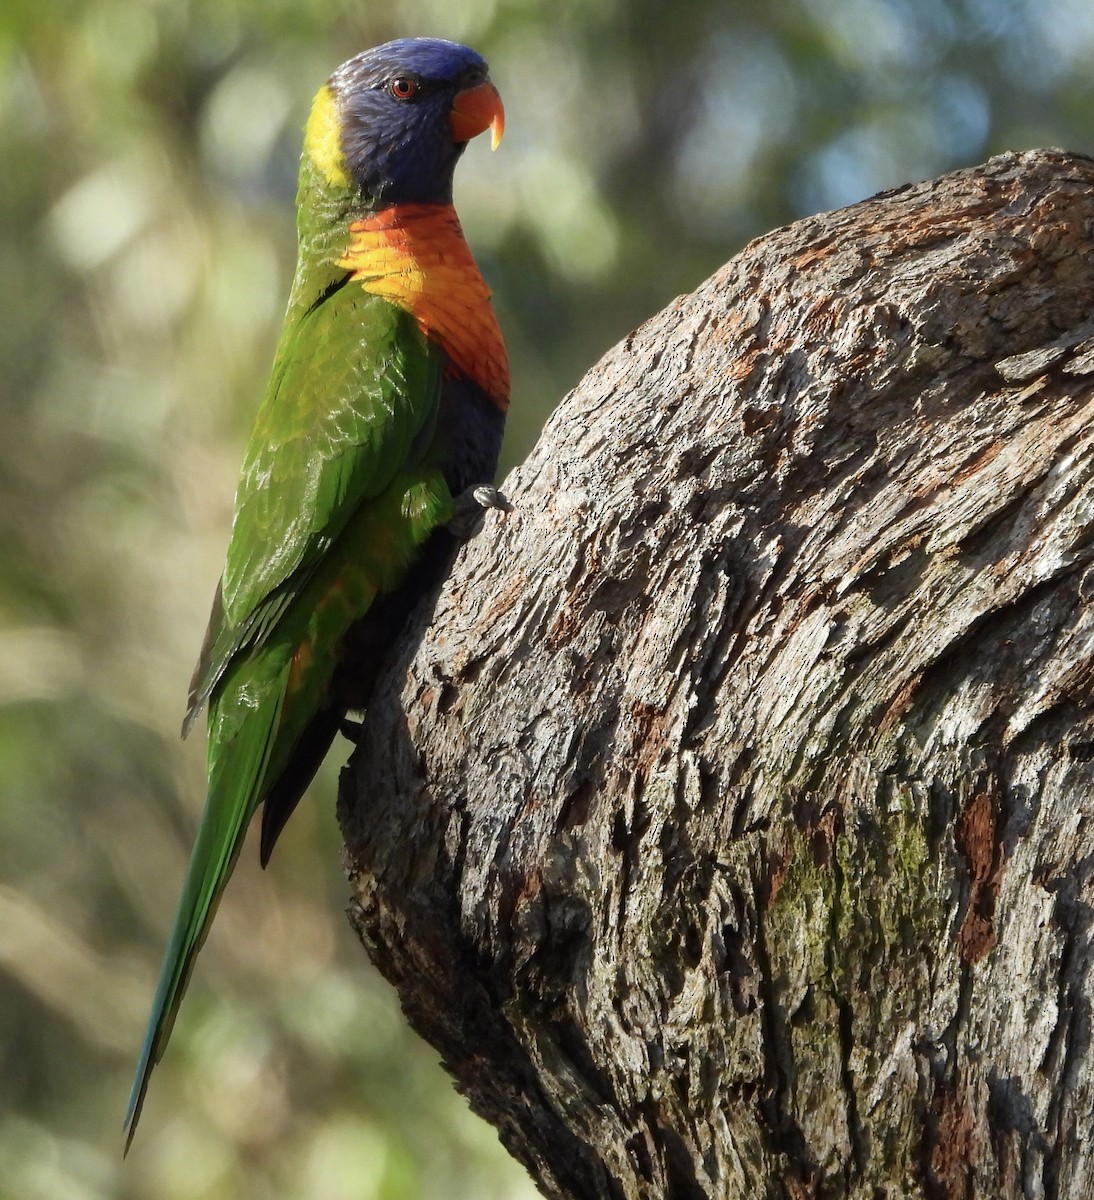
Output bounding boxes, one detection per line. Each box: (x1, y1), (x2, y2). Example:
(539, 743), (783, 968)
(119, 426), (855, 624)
(184, 284), (442, 727)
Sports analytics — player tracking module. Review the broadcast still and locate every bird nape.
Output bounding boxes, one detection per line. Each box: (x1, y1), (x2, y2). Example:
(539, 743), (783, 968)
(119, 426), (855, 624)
(124, 37), (508, 1149)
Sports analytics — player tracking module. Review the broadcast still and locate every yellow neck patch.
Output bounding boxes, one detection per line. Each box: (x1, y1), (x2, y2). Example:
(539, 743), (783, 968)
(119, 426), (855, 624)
(338, 204), (510, 410)
(304, 84), (351, 189)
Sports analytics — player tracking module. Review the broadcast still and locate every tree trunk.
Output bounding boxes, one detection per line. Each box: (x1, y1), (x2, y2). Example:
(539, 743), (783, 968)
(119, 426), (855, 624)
(337, 148), (1094, 1200)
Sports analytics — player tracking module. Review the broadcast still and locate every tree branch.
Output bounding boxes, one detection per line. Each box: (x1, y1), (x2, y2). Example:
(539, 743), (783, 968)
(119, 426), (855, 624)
(339, 148), (1094, 1200)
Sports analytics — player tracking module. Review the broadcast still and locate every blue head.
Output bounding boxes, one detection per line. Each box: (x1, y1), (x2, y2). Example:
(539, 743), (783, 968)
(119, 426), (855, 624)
(324, 38), (503, 208)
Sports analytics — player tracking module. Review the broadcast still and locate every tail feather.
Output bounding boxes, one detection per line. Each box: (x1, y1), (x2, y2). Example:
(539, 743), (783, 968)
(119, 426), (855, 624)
(124, 671), (283, 1150)
(259, 705), (341, 868)
(123, 832), (246, 1151)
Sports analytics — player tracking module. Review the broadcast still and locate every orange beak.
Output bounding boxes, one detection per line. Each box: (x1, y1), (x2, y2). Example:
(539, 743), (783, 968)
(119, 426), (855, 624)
(450, 80), (505, 150)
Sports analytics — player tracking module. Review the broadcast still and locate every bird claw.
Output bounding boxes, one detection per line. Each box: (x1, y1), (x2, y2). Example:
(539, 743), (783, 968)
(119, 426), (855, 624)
(447, 484), (513, 538)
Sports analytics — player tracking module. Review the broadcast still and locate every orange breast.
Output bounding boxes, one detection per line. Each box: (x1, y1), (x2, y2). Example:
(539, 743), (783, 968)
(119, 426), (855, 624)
(338, 204), (509, 410)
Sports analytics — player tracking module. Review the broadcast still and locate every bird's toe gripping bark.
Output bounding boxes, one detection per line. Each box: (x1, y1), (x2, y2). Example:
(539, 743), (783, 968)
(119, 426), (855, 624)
(446, 484), (513, 539)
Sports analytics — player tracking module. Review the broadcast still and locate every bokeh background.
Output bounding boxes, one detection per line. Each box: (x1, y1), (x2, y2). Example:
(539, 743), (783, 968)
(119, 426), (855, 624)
(2, 1), (1093, 1197)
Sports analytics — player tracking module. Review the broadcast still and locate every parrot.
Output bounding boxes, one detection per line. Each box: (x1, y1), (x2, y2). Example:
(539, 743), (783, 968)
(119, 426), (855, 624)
(124, 38), (508, 1147)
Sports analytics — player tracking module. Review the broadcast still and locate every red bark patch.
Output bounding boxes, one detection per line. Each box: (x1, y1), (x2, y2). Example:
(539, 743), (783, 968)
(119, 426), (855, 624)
(954, 780), (1006, 964)
(925, 1082), (976, 1200)
(780, 1164), (818, 1200)
(876, 672), (923, 732)
(793, 796), (844, 869)
(630, 702), (669, 783)
(762, 841), (793, 911)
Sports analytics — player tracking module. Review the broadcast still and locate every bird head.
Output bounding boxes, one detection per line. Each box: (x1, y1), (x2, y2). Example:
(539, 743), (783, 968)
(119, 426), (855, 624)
(306, 38), (505, 208)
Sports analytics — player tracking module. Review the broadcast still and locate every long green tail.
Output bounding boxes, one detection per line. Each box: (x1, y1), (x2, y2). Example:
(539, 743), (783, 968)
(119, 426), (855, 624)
(124, 662), (283, 1150)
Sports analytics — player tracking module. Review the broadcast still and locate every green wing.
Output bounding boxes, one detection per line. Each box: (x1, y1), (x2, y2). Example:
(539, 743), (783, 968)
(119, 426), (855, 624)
(185, 277), (443, 728)
(125, 273), (448, 1147)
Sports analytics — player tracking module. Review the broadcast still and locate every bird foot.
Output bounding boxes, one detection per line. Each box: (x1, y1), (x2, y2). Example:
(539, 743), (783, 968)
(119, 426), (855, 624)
(447, 484), (513, 539)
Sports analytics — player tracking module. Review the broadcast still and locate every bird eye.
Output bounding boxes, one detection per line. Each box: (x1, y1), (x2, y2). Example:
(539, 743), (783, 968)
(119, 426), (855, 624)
(388, 77), (418, 100)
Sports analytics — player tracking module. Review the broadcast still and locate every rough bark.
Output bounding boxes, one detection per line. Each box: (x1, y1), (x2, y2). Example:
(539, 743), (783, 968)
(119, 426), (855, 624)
(338, 149), (1094, 1199)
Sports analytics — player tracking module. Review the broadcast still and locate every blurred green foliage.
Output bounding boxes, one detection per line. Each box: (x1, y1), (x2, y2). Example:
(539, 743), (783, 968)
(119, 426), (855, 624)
(1, 0), (1091, 1196)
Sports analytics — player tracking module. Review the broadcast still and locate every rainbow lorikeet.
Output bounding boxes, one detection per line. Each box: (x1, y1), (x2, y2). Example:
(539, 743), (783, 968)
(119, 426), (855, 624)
(124, 38), (508, 1145)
